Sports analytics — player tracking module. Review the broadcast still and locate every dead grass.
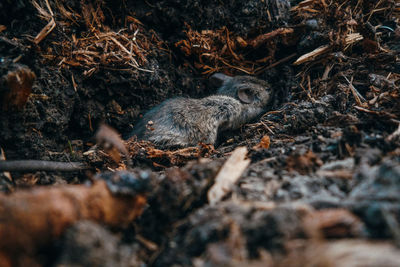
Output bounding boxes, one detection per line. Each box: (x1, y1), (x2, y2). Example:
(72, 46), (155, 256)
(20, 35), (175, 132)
(32, 0), (166, 75)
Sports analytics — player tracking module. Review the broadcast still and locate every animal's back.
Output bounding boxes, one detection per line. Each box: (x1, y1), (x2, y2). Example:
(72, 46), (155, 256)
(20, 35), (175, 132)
(130, 95), (243, 147)
(130, 97), (216, 146)
(130, 74), (273, 147)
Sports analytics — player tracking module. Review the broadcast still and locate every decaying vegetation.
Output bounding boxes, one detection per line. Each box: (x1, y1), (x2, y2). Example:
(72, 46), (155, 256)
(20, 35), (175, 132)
(0, 0), (400, 266)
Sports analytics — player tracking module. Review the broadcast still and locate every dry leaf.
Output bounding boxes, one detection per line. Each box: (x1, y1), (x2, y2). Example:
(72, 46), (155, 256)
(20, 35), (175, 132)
(1, 65), (36, 111)
(208, 146), (250, 205)
(253, 135), (270, 150)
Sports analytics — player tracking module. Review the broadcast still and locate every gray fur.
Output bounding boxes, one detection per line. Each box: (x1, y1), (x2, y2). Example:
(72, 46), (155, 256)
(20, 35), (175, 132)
(130, 74), (273, 147)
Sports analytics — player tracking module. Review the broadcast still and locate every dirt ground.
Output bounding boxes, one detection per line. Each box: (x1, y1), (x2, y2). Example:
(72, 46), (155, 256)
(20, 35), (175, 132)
(1, 0), (400, 266)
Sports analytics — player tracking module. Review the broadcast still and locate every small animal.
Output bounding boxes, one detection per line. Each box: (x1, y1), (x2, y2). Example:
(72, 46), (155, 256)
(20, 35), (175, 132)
(130, 73), (273, 147)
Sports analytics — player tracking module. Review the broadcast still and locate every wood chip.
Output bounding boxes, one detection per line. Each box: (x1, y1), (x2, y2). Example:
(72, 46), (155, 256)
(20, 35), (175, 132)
(294, 33), (364, 65)
(293, 45), (330, 65)
(208, 146), (250, 206)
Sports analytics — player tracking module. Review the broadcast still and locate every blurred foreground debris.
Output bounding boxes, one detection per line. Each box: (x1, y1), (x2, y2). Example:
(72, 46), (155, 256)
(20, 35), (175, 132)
(303, 208), (365, 238)
(55, 220), (145, 266)
(0, 170), (150, 266)
(0, 160), (87, 172)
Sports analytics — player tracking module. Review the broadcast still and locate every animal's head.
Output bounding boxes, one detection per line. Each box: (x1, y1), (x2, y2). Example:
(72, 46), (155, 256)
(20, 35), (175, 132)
(210, 73), (273, 110)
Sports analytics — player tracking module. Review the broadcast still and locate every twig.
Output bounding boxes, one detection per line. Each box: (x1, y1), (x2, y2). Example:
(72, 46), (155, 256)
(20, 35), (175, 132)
(260, 121), (275, 135)
(33, 19), (56, 44)
(32, 0), (56, 44)
(256, 53), (297, 74)
(354, 106), (374, 113)
(342, 74), (366, 105)
(294, 33), (364, 65)
(250, 28), (294, 49)
(0, 36), (21, 48)
(294, 45), (330, 65)
(386, 123), (400, 142)
(109, 36), (153, 73)
(0, 160), (88, 172)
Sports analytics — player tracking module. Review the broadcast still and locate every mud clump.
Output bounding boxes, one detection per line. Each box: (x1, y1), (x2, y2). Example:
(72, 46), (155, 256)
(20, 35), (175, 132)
(56, 221), (144, 267)
(154, 202), (307, 266)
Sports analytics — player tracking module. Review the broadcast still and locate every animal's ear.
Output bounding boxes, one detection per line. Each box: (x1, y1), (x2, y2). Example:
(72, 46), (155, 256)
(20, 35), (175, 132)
(237, 88), (255, 104)
(209, 73), (232, 87)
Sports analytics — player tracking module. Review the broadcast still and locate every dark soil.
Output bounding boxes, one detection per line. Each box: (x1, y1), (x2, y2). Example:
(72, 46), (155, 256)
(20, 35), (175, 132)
(1, 0), (400, 266)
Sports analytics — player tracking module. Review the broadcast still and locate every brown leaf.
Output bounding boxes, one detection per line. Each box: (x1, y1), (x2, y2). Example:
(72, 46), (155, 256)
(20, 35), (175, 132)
(1, 65), (36, 111)
(253, 135), (270, 150)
